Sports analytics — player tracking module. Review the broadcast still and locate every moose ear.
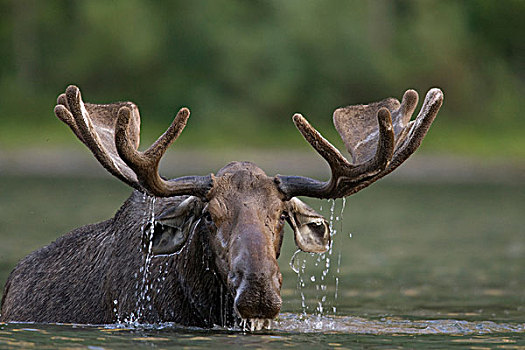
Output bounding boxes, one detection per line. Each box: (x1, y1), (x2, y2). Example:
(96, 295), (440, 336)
(148, 196), (204, 255)
(286, 198), (330, 253)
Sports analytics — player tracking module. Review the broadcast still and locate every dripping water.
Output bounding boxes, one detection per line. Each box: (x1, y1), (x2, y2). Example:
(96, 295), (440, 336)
(113, 299), (120, 323)
(316, 199), (337, 317)
(126, 194), (157, 324)
(290, 198), (348, 319)
(290, 249), (308, 315)
(333, 197), (346, 312)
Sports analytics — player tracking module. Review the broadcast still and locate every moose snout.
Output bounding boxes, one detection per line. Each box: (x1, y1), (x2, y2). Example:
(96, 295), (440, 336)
(233, 270), (283, 319)
(229, 246), (283, 319)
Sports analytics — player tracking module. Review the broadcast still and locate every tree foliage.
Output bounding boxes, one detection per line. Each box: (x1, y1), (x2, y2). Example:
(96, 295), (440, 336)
(0, 0), (523, 156)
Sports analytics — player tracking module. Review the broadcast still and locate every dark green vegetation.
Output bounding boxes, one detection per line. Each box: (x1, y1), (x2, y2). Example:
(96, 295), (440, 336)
(0, 1), (524, 157)
(0, 175), (524, 346)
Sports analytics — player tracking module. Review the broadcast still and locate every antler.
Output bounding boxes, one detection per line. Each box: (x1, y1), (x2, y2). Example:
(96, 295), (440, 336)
(277, 88), (444, 199)
(54, 85), (213, 197)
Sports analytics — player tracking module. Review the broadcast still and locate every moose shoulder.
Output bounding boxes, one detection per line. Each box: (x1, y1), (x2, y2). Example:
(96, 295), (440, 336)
(0, 85), (443, 328)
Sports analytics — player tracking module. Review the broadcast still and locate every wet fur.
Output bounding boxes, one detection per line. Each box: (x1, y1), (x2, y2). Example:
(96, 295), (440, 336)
(0, 191), (235, 326)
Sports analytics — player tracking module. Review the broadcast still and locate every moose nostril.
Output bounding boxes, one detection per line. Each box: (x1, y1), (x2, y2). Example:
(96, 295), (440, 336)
(234, 287), (282, 320)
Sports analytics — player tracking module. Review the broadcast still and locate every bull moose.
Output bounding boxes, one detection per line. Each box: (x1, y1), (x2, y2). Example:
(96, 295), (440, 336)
(0, 85), (443, 329)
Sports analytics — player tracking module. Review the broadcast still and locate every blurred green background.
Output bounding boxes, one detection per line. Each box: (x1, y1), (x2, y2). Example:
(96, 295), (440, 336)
(0, 0), (524, 157)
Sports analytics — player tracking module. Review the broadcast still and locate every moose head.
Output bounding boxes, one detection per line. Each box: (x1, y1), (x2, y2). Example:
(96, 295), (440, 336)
(6, 85), (442, 327)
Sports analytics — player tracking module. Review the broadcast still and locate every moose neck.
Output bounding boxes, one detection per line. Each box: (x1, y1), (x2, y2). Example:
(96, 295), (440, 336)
(111, 191), (236, 327)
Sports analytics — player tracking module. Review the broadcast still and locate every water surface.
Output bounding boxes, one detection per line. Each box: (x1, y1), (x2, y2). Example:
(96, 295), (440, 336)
(0, 175), (523, 348)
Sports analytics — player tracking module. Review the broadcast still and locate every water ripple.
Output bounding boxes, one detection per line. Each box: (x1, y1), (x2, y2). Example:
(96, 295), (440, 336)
(273, 313), (525, 335)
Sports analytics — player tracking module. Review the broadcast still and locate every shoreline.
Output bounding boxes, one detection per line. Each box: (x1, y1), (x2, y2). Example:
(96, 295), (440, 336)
(1, 148), (524, 184)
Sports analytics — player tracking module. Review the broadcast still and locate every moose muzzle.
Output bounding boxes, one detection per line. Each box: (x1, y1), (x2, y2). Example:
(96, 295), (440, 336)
(229, 223), (283, 320)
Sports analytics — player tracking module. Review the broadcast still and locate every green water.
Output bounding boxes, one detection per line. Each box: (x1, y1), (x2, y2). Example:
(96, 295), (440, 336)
(0, 175), (524, 348)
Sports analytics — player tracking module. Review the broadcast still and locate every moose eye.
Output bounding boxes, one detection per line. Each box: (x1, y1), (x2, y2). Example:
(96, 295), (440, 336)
(203, 212), (213, 224)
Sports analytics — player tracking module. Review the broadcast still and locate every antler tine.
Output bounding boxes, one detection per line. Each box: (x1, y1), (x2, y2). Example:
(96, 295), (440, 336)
(55, 85), (213, 197)
(295, 108), (395, 178)
(291, 113), (349, 170)
(345, 88), (443, 196)
(115, 106), (213, 197)
(393, 88), (443, 163)
(55, 85), (141, 189)
(55, 93), (84, 143)
(278, 108), (395, 199)
(277, 88), (443, 199)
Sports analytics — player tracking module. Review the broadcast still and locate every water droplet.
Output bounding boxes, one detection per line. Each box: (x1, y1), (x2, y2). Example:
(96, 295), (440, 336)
(310, 276), (316, 282)
(289, 249), (302, 274)
(133, 195), (158, 322)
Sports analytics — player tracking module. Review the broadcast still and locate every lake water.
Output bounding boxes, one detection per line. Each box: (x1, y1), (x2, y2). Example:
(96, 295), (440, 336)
(0, 175), (523, 348)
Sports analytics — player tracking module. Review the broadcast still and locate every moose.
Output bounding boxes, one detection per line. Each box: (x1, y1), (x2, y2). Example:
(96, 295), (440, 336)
(0, 85), (443, 329)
